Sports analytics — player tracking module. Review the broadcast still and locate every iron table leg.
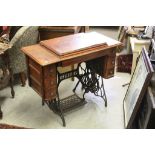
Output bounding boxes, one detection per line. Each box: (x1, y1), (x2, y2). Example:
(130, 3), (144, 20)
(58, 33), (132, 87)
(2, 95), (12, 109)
(56, 90), (66, 127)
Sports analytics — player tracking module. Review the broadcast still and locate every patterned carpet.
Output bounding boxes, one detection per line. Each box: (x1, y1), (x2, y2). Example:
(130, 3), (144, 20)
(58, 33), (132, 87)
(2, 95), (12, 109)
(0, 123), (28, 129)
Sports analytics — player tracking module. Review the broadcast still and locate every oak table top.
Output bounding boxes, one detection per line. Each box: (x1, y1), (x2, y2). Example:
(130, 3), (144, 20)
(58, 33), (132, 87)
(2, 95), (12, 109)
(22, 32), (122, 66)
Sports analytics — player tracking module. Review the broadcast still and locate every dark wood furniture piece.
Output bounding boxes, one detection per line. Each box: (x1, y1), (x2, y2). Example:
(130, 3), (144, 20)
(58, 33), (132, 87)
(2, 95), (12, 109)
(38, 26), (87, 41)
(0, 43), (15, 119)
(22, 32), (122, 126)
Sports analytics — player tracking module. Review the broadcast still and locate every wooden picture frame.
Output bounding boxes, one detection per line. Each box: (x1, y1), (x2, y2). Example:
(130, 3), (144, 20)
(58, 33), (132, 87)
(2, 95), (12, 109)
(149, 39), (155, 62)
(135, 87), (155, 129)
(123, 47), (154, 129)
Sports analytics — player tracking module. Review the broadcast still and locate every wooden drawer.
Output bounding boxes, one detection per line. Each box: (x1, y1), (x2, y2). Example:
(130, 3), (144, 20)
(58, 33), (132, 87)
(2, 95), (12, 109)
(106, 56), (116, 69)
(29, 58), (41, 72)
(30, 76), (57, 100)
(103, 55), (115, 79)
(43, 65), (56, 78)
(43, 64), (57, 100)
(44, 76), (57, 90)
(103, 68), (115, 79)
(29, 65), (41, 84)
(44, 86), (57, 100)
(30, 79), (42, 96)
(106, 68), (115, 78)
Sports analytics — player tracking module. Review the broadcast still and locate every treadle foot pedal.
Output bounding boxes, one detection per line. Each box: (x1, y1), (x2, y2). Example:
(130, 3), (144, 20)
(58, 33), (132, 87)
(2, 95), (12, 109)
(60, 94), (87, 113)
(47, 94), (87, 114)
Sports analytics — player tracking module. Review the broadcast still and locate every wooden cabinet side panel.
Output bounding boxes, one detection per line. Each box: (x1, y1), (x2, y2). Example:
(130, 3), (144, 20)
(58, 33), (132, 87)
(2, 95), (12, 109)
(102, 48), (116, 79)
(27, 57), (43, 98)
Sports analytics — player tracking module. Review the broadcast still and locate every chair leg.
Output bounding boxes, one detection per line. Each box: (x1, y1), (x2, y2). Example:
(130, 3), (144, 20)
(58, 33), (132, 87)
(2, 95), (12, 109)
(71, 65), (74, 81)
(10, 74), (15, 98)
(0, 106), (2, 119)
(19, 72), (26, 87)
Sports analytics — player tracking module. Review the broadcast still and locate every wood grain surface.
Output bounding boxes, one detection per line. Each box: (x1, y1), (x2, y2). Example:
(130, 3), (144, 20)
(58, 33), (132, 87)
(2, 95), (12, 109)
(22, 32), (122, 66)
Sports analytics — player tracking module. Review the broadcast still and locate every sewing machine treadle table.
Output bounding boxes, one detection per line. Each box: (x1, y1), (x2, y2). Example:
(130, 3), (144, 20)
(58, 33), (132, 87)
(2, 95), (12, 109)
(22, 32), (122, 126)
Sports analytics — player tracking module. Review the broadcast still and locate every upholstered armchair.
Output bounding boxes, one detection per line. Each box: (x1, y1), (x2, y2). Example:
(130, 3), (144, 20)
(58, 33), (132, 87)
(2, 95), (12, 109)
(8, 26), (39, 86)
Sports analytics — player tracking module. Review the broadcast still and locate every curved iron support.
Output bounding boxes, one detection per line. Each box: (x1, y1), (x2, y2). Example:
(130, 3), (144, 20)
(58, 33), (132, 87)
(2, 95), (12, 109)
(73, 62), (107, 107)
(45, 61), (107, 127)
(56, 89), (66, 127)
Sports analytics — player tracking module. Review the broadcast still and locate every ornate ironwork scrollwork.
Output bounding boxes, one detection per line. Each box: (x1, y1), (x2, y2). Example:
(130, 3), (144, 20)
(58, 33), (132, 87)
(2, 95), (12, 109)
(45, 60), (107, 126)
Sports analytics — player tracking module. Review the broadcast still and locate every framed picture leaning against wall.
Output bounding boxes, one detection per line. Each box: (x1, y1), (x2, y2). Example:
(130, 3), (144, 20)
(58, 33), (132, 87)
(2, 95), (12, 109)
(123, 47), (154, 129)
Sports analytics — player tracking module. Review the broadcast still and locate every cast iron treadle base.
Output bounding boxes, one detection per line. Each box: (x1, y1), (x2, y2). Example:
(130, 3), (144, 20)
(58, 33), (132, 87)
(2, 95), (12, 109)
(48, 94), (87, 114)
(46, 61), (107, 127)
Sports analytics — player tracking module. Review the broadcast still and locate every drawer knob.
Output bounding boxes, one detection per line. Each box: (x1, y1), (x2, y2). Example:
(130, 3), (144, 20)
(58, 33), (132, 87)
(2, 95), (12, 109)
(112, 60), (115, 65)
(112, 50), (115, 54)
(50, 69), (54, 73)
(110, 70), (113, 74)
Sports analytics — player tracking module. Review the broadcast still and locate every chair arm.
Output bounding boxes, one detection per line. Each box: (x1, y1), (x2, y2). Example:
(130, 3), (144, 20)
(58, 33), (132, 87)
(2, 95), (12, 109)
(10, 27), (31, 46)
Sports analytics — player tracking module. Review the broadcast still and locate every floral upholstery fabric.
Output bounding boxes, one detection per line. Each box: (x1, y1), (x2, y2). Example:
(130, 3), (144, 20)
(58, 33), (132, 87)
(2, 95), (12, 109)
(9, 26), (39, 74)
(0, 26), (39, 74)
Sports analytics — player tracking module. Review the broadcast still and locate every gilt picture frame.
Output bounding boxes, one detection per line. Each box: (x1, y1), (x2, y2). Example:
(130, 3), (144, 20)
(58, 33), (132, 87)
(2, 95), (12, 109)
(123, 47), (153, 129)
